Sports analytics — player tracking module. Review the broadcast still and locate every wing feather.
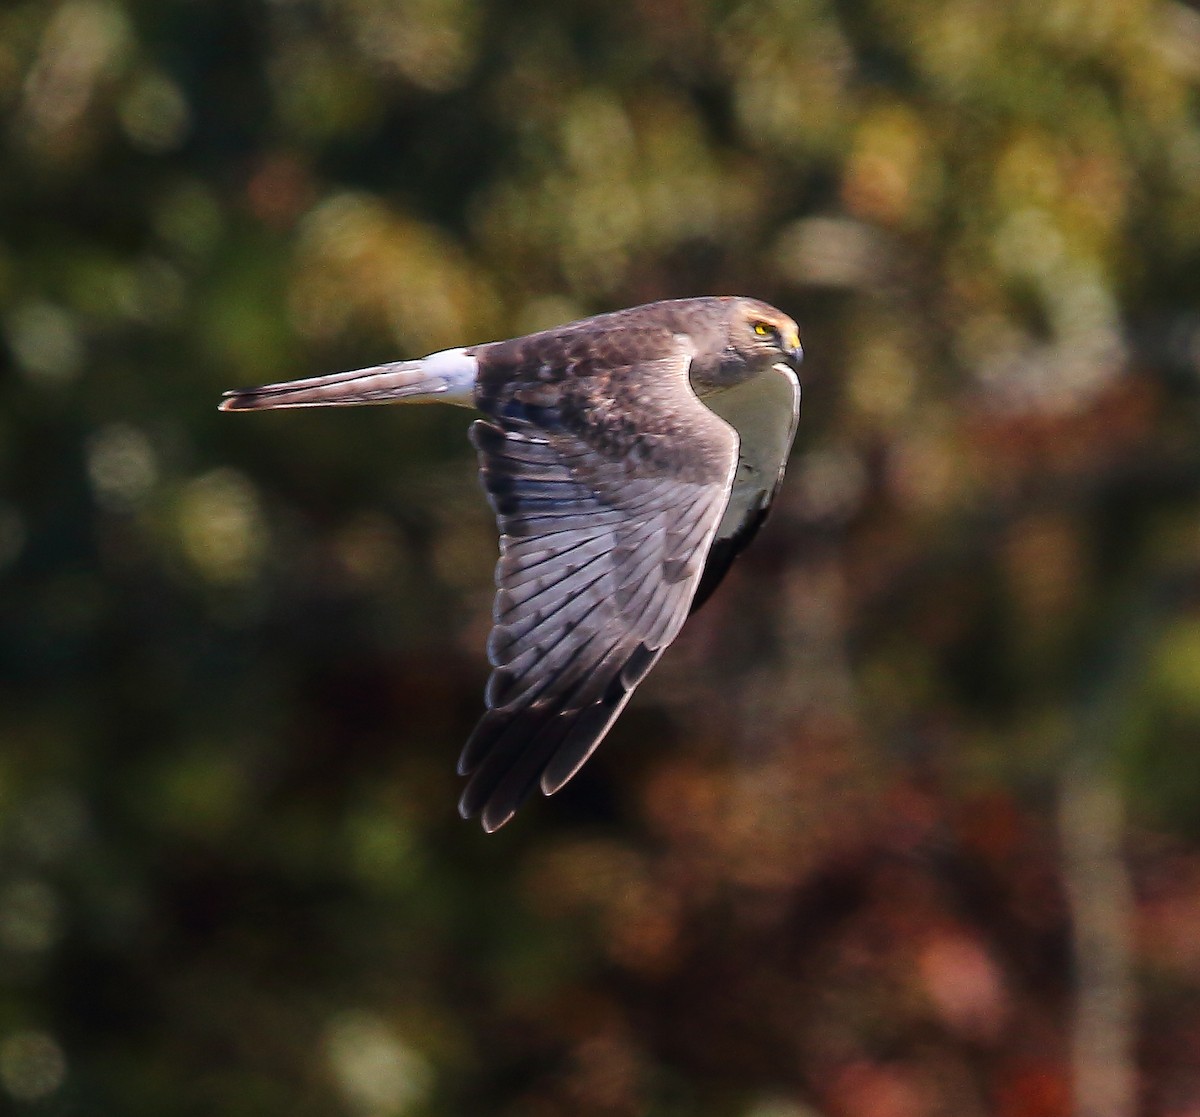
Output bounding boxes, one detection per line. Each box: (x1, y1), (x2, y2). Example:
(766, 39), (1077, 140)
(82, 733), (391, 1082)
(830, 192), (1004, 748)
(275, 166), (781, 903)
(500, 533), (613, 589)
(459, 344), (739, 830)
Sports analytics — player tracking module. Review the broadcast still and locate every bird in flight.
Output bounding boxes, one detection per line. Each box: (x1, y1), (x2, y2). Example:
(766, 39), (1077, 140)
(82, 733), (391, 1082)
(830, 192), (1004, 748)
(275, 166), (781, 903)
(221, 297), (802, 831)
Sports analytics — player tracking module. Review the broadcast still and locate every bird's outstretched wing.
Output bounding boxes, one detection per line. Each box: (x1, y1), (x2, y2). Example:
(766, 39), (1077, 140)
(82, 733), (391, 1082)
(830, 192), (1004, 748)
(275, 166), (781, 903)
(459, 343), (739, 831)
(689, 362), (801, 613)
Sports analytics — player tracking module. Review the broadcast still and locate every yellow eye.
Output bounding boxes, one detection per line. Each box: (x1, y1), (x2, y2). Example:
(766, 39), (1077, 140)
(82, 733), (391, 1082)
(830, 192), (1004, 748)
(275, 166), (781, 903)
(753, 322), (771, 337)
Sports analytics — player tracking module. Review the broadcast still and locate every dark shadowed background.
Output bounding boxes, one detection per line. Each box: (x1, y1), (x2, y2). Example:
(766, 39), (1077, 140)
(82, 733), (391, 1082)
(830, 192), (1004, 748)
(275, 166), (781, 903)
(3, 1), (1200, 1114)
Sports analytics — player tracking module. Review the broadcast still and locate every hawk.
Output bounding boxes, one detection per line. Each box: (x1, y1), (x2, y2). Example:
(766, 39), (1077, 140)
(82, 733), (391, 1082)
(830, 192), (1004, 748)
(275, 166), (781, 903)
(221, 297), (803, 831)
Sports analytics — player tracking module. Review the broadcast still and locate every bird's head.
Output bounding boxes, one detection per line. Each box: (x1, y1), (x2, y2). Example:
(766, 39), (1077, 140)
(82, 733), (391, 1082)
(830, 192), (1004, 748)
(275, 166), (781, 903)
(688, 297), (803, 393)
(731, 298), (803, 372)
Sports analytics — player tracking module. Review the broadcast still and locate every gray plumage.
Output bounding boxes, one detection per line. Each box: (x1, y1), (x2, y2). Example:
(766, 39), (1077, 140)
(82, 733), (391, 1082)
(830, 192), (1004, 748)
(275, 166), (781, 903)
(221, 296), (803, 831)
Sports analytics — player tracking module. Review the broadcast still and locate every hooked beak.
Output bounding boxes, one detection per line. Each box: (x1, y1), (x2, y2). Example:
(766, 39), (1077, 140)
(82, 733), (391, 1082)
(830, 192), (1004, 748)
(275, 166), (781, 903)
(780, 325), (803, 368)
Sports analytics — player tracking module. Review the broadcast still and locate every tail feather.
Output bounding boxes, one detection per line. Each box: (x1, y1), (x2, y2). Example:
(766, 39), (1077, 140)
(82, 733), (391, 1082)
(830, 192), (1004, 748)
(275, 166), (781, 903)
(219, 347), (478, 412)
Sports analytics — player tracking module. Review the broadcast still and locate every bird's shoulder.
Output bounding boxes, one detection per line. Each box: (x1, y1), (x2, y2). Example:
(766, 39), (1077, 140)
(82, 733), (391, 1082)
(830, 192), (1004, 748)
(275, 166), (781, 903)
(475, 298), (731, 384)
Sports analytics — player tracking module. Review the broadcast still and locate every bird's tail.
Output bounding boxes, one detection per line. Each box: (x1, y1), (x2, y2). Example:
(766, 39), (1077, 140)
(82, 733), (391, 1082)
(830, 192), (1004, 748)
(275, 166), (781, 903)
(219, 348), (477, 412)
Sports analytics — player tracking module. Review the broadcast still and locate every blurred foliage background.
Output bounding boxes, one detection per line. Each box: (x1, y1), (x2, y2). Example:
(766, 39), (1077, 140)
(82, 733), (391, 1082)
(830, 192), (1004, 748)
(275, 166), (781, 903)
(2, 0), (1200, 1114)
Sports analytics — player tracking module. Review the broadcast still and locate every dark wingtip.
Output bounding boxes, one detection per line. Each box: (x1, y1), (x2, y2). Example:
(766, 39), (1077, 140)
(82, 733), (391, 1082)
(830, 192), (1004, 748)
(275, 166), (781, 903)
(480, 805), (515, 833)
(457, 786), (515, 833)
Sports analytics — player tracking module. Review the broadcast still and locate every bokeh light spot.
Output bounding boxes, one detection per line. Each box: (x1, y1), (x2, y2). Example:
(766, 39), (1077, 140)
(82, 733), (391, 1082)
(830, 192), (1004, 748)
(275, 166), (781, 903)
(0, 1030), (66, 1102)
(118, 70), (189, 153)
(324, 1011), (432, 1117)
(18, 0), (131, 155)
(177, 468), (267, 584)
(5, 302), (84, 386)
(86, 423), (157, 508)
(0, 879), (62, 955)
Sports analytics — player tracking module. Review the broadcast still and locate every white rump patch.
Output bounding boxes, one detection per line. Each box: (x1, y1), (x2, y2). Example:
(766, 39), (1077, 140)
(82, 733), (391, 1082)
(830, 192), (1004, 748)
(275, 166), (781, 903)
(422, 347), (478, 406)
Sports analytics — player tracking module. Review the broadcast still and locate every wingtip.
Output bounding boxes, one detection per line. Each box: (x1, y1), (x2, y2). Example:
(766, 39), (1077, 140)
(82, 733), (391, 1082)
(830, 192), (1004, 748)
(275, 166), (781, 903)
(457, 786), (498, 833)
(458, 793), (512, 834)
(480, 812), (509, 834)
